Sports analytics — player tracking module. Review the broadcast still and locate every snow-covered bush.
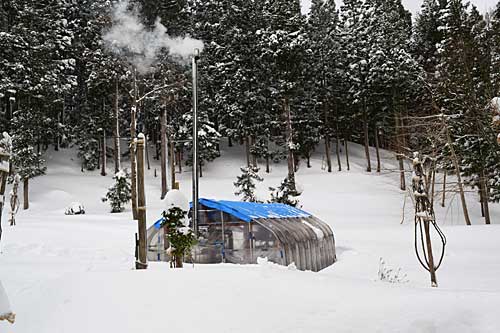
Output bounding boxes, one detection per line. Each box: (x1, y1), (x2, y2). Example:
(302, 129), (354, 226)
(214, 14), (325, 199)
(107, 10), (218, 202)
(234, 166), (263, 202)
(102, 170), (132, 213)
(65, 202), (86, 215)
(268, 176), (302, 207)
(161, 207), (197, 268)
(378, 258), (409, 284)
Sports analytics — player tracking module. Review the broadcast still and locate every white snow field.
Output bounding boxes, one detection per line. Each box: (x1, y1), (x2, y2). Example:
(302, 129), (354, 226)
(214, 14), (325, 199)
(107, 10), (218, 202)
(1, 142), (499, 333)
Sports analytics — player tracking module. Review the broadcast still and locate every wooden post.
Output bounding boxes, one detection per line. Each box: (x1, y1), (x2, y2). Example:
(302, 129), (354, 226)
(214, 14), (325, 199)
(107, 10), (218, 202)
(136, 134), (147, 270)
(23, 178), (29, 210)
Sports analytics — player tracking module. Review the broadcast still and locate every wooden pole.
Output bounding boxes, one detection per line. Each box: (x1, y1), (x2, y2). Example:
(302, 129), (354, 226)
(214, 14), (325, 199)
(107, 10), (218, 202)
(135, 134), (147, 270)
(23, 178), (29, 210)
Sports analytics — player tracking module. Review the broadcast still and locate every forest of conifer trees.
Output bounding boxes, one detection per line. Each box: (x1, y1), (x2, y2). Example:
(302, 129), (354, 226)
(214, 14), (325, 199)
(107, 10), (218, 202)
(0, 0), (499, 215)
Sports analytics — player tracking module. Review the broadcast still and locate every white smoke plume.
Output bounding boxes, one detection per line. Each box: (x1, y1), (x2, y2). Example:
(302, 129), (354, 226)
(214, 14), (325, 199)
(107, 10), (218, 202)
(102, 0), (203, 73)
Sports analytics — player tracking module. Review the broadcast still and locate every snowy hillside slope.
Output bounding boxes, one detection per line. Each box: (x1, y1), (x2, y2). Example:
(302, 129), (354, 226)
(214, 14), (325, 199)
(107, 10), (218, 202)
(0, 142), (499, 332)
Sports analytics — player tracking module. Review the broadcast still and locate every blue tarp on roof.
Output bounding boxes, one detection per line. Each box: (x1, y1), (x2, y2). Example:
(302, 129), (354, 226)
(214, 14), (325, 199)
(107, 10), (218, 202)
(154, 199), (312, 229)
(198, 199), (311, 223)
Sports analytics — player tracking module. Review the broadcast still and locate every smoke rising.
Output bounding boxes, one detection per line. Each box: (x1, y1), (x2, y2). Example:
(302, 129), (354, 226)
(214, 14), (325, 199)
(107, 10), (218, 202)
(102, 0), (203, 73)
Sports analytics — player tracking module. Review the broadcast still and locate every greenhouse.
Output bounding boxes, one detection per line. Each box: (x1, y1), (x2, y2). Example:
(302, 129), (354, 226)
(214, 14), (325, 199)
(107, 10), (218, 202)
(147, 199), (336, 272)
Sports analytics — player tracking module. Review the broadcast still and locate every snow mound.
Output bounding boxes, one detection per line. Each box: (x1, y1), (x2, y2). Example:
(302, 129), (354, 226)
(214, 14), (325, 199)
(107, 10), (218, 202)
(164, 189), (189, 226)
(65, 202), (85, 215)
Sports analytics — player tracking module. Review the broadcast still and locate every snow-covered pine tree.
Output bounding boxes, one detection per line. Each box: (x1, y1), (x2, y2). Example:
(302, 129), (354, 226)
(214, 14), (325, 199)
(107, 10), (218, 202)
(306, 0), (342, 172)
(10, 108), (47, 210)
(434, 1), (499, 223)
(260, 0), (308, 187)
(103, 170), (132, 213)
(178, 112), (221, 177)
(234, 166), (264, 202)
(269, 176), (302, 207)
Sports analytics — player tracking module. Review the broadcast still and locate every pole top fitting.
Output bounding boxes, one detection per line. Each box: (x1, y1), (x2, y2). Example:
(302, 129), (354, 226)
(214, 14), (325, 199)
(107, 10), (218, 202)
(194, 48), (200, 61)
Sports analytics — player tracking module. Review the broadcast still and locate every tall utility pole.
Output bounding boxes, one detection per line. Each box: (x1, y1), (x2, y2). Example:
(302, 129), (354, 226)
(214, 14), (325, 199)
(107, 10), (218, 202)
(135, 134), (147, 270)
(192, 49), (200, 236)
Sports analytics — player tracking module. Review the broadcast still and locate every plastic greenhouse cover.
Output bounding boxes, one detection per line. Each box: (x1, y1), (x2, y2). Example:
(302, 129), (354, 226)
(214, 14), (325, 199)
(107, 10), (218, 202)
(196, 199), (312, 222)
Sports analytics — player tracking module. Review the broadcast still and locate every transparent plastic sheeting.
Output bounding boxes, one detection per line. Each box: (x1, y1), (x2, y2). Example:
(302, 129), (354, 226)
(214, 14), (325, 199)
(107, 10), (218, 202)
(147, 215), (336, 272)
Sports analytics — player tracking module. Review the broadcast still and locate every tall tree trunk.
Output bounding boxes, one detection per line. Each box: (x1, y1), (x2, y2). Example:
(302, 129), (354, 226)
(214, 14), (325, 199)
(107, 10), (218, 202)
(170, 137), (176, 189)
(334, 103), (342, 172)
(335, 133), (341, 172)
(324, 138), (332, 173)
(324, 103), (332, 173)
(101, 130), (107, 176)
(395, 112), (406, 190)
(374, 126), (381, 173)
(245, 136), (251, 167)
(114, 79), (121, 173)
(160, 107), (168, 199)
(344, 136), (350, 171)
(362, 98), (371, 172)
(480, 169), (491, 225)
(444, 121), (471, 226)
(101, 99), (107, 176)
(441, 170), (447, 208)
(23, 178), (29, 210)
(285, 96), (295, 189)
(130, 71), (138, 220)
(265, 138), (270, 173)
(177, 150), (182, 173)
(250, 136), (257, 167)
(145, 135), (151, 170)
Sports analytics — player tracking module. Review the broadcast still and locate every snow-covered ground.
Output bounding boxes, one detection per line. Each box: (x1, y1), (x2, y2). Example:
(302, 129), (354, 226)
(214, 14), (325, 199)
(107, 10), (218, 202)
(1, 142), (499, 332)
